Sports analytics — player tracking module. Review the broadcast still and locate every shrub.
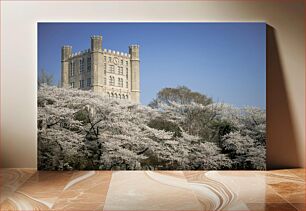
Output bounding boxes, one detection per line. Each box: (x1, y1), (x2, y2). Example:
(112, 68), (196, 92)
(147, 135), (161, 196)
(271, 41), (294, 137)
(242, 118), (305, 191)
(74, 109), (90, 124)
(147, 118), (182, 137)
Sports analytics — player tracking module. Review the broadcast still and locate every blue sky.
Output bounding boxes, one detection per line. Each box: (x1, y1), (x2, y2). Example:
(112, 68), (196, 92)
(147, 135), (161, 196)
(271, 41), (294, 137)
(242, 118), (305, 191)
(38, 22), (266, 108)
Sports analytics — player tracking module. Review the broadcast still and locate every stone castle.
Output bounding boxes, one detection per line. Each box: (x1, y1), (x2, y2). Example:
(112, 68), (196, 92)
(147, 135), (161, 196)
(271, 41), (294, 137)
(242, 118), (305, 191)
(61, 35), (140, 103)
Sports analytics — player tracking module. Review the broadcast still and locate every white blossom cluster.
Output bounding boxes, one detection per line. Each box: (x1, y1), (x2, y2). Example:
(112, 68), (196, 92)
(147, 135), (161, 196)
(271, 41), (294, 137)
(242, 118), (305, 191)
(38, 85), (266, 170)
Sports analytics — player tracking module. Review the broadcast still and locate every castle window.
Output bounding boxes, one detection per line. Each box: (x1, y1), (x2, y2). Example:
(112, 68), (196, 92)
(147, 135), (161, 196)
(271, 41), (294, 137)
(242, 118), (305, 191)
(121, 59), (123, 65)
(118, 67), (123, 75)
(104, 77), (106, 85)
(109, 76), (115, 86)
(126, 61), (128, 66)
(104, 56), (106, 61)
(80, 58), (84, 73)
(79, 61), (81, 72)
(126, 81), (128, 88)
(109, 65), (115, 73)
(70, 82), (75, 88)
(79, 59), (82, 73)
(126, 68), (128, 78)
(69, 62), (74, 77)
(104, 63), (106, 73)
(79, 80), (84, 88)
(87, 57), (91, 72)
(118, 78), (123, 87)
(69, 61), (75, 77)
(108, 57), (112, 62)
(87, 78), (91, 87)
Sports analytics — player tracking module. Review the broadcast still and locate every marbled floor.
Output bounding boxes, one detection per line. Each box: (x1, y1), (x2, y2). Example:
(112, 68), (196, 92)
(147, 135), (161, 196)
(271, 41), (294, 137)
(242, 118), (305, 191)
(0, 169), (304, 211)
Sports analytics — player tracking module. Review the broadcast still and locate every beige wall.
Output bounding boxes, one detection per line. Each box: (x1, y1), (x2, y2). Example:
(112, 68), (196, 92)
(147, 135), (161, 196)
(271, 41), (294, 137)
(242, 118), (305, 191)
(1, 1), (304, 168)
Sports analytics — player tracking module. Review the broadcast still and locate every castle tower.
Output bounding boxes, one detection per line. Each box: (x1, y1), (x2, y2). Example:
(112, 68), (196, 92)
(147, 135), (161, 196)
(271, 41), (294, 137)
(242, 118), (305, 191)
(91, 35), (104, 94)
(129, 45), (140, 103)
(91, 35), (102, 52)
(60, 35), (140, 103)
(61, 45), (72, 88)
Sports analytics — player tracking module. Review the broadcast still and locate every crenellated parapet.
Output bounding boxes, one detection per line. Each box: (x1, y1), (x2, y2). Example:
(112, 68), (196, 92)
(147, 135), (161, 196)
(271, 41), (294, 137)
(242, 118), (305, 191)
(68, 48), (131, 59)
(69, 49), (91, 58)
(102, 48), (130, 58)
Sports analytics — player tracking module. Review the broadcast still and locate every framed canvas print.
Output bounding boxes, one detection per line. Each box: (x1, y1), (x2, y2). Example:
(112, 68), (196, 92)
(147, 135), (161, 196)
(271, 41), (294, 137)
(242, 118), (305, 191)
(37, 22), (266, 170)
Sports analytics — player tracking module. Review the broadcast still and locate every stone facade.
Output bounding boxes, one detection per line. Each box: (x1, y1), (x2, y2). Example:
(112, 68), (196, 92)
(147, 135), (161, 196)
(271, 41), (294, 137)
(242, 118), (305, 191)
(61, 35), (140, 103)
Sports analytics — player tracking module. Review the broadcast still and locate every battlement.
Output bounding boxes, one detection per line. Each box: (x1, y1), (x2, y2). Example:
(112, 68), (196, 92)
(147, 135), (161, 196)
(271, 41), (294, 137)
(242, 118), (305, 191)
(68, 48), (131, 59)
(103, 48), (131, 58)
(91, 35), (102, 39)
(62, 45), (72, 49)
(129, 44), (140, 48)
(68, 49), (91, 58)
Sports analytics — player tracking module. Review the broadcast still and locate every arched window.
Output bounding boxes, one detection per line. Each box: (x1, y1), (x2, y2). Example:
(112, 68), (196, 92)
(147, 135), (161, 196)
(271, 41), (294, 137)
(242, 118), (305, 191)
(115, 93), (118, 98)
(119, 94), (121, 99)
(111, 93), (114, 98)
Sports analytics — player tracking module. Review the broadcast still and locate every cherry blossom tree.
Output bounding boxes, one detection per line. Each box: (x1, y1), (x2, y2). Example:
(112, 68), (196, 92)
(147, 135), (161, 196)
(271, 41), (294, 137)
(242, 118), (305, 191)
(38, 85), (266, 170)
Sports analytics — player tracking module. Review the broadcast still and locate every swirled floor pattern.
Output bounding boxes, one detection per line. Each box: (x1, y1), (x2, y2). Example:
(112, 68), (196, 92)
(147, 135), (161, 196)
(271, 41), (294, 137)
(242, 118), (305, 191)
(0, 169), (304, 210)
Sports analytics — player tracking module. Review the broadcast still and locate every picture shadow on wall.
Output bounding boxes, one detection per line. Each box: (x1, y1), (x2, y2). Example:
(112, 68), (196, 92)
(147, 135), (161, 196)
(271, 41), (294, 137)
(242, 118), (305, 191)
(266, 25), (300, 169)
